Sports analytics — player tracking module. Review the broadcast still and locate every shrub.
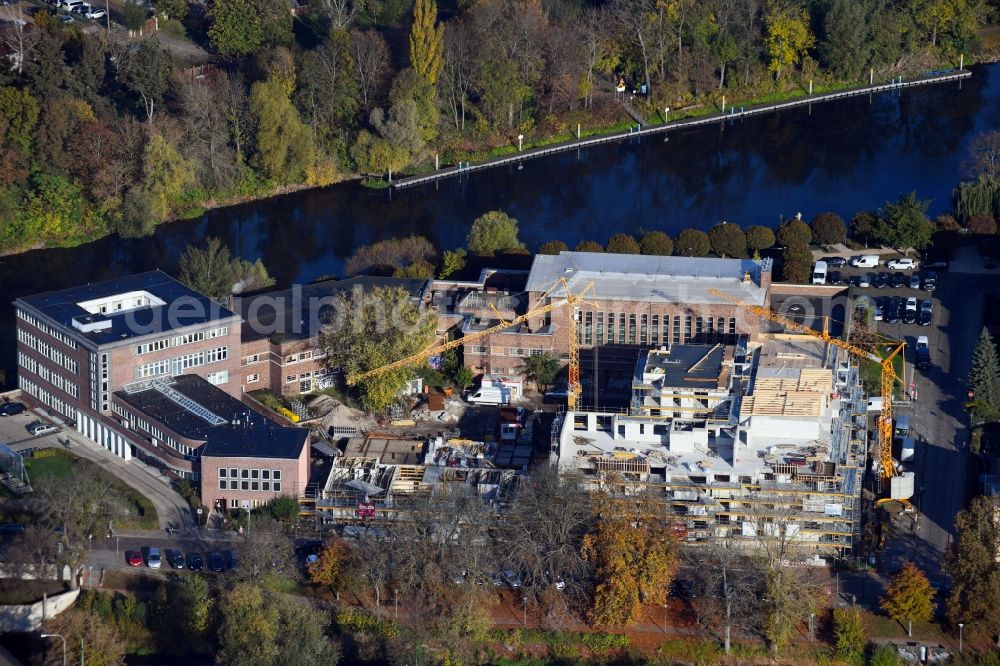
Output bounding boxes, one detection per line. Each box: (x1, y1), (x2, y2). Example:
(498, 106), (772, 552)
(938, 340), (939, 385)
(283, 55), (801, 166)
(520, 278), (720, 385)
(777, 218), (812, 247)
(537, 240), (568, 255)
(605, 233), (640, 254)
(811, 212), (848, 245)
(967, 215), (998, 235)
(674, 228), (710, 257)
(639, 231), (672, 255)
(746, 225), (776, 252)
(574, 240), (604, 252)
(708, 222), (746, 258)
(579, 632), (630, 652)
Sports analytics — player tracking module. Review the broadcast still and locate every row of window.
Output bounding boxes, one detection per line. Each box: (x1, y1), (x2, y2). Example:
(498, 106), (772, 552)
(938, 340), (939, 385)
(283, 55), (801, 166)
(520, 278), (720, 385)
(112, 401), (197, 458)
(136, 327), (229, 355)
(285, 371), (313, 384)
(206, 370), (229, 385)
(16, 309), (79, 350)
(246, 373), (259, 383)
(219, 479), (282, 492)
(18, 329), (79, 374)
(18, 352), (80, 399)
(136, 346), (229, 379)
(220, 467), (282, 480)
(19, 376), (75, 421)
(580, 313), (738, 346)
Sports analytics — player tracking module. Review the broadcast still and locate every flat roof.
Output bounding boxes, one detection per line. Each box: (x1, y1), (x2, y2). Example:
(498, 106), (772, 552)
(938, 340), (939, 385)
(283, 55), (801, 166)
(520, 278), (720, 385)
(15, 270), (236, 346)
(114, 374), (307, 459)
(525, 252), (771, 306)
(236, 276), (428, 342)
(635, 344), (730, 389)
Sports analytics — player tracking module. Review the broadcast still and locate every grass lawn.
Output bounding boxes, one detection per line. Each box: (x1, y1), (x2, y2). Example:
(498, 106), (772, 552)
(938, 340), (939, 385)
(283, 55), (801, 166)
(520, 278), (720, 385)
(859, 343), (908, 399)
(24, 449), (157, 530)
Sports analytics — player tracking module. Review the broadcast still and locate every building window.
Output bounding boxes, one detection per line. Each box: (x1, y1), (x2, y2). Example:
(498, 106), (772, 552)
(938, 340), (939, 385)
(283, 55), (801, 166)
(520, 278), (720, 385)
(672, 316), (680, 344)
(729, 317), (736, 336)
(286, 374), (297, 384)
(695, 316), (703, 342)
(584, 311), (593, 345)
(596, 312), (604, 346)
(618, 314), (625, 344)
(706, 316), (714, 342)
(262, 470), (270, 479)
(262, 481), (271, 491)
(207, 370), (229, 385)
(627, 314), (636, 344)
(639, 314), (648, 345)
(300, 379), (312, 392)
(241, 469), (249, 479)
(273, 470), (281, 480)
(273, 482), (281, 492)
(230, 499), (239, 508)
(241, 481), (249, 490)
(244, 354), (260, 364)
(651, 315), (659, 345)
(251, 469), (259, 479)
(247, 373), (259, 383)
(219, 479), (228, 490)
(684, 315), (692, 343)
(220, 468), (227, 478)
(251, 481), (259, 491)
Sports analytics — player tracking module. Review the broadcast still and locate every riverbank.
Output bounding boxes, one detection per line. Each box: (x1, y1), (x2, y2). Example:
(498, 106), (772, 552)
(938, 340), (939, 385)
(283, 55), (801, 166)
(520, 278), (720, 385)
(395, 68), (972, 189)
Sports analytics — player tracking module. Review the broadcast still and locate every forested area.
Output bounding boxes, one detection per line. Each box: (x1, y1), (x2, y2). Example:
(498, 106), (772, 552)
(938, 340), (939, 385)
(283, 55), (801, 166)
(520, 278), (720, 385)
(0, 0), (988, 255)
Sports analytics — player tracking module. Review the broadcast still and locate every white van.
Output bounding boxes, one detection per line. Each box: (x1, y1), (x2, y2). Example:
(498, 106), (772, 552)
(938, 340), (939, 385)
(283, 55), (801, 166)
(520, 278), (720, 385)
(466, 386), (510, 406)
(811, 260), (828, 284)
(900, 437), (916, 462)
(866, 397), (884, 412)
(850, 255), (880, 268)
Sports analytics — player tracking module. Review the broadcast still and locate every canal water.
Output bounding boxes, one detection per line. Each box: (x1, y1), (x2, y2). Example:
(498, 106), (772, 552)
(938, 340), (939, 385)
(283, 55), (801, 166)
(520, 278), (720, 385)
(2, 64), (999, 380)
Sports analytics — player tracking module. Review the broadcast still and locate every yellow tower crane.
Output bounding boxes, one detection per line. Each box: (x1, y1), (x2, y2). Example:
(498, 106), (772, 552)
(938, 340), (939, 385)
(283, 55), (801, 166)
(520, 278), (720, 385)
(346, 279), (596, 411)
(707, 288), (906, 482)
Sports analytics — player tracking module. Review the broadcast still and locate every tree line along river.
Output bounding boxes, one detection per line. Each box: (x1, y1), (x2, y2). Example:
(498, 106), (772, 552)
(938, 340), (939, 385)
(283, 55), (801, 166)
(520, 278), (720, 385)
(1, 63), (998, 383)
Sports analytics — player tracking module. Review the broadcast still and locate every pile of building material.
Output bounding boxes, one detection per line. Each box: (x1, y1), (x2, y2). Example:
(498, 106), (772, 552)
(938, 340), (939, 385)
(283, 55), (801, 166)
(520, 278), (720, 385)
(316, 399), (375, 432)
(427, 436), (496, 467)
(409, 396), (467, 424)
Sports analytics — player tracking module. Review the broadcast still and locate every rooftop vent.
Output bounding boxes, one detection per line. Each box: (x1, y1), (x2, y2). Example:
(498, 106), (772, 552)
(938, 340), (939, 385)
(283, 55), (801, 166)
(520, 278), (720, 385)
(71, 313), (111, 333)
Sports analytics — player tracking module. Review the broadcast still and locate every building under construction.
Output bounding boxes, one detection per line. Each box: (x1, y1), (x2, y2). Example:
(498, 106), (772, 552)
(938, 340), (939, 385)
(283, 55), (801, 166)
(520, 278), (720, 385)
(552, 333), (868, 557)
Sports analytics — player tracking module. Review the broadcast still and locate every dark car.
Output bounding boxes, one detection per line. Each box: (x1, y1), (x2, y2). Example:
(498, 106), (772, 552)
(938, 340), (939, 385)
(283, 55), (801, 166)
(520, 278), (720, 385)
(922, 272), (938, 291)
(902, 308), (918, 325)
(909, 272), (922, 289)
(919, 310), (932, 326)
(671, 579), (697, 599)
(187, 552), (204, 571)
(923, 259), (949, 271)
(874, 272), (889, 288)
(168, 550), (185, 569)
(827, 270), (843, 285)
(0, 523), (25, 536)
(0, 402), (26, 416)
(891, 272), (907, 288)
(208, 552), (225, 573)
(821, 256), (847, 268)
(223, 550), (239, 571)
(916, 347), (931, 370)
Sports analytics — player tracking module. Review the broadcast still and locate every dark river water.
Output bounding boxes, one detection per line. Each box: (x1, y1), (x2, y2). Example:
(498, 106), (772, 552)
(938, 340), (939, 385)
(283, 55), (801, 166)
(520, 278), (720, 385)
(3, 64), (999, 381)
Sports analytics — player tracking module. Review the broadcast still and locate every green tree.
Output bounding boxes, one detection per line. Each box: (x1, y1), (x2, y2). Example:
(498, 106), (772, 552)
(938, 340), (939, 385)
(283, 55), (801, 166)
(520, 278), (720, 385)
(178, 237), (272, 301)
(746, 225), (776, 254)
(673, 228), (710, 257)
(439, 248), (467, 279)
(370, 97), (425, 158)
(121, 40), (171, 123)
(320, 285), (437, 413)
(763, 1), (815, 79)
(833, 607), (866, 659)
(819, 0), (873, 78)
(351, 130), (409, 180)
(208, 0), (263, 57)
(273, 596), (340, 666)
(408, 0), (444, 84)
(121, 0), (147, 32)
(153, 0), (187, 19)
(251, 79), (314, 183)
(876, 192), (935, 249)
(639, 231), (672, 255)
(524, 353), (560, 392)
(158, 575), (211, 644)
(0, 87), (39, 155)
(388, 69), (439, 143)
(467, 210), (523, 255)
(777, 218), (812, 247)
(968, 327), (1000, 420)
(218, 584), (279, 666)
(810, 212), (848, 245)
(605, 233), (640, 254)
(946, 495), (1000, 639)
(781, 244), (813, 282)
(574, 240), (604, 252)
(850, 211), (879, 246)
(21, 173), (101, 243)
(881, 562), (934, 635)
(537, 240), (568, 255)
(708, 222), (747, 258)
(140, 133), (196, 223)
(868, 644), (901, 666)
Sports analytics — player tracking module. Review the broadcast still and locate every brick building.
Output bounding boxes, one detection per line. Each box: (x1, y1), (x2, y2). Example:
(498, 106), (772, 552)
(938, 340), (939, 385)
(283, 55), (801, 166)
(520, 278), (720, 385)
(461, 252), (772, 376)
(14, 271), (242, 463)
(235, 276), (429, 395)
(112, 374), (309, 508)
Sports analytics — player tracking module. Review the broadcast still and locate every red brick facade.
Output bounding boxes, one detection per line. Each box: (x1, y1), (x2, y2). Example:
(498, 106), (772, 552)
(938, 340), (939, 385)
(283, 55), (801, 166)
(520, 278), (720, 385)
(200, 440), (311, 511)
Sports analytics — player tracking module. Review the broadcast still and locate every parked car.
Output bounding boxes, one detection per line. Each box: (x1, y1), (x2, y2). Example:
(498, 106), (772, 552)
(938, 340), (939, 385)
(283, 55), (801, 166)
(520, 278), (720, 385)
(856, 274), (872, 288)
(146, 547), (161, 569)
(915, 336), (931, 370)
(922, 272), (938, 291)
(671, 579), (697, 599)
(502, 569), (522, 589)
(71, 2), (90, 13)
(887, 257), (917, 270)
(223, 550), (238, 571)
(58, 14), (75, 23)
(891, 272), (907, 288)
(0, 402), (25, 416)
(873, 272), (889, 288)
(168, 550), (185, 569)
(0, 523), (25, 536)
(850, 255), (880, 268)
(827, 270), (843, 285)
(208, 552), (225, 573)
(83, 5), (105, 17)
(27, 421), (57, 436)
(187, 552), (204, 571)
(820, 256), (847, 268)
(909, 273), (922, 289)
(126, 550), (143, 567)
(874, 302), (883, 321)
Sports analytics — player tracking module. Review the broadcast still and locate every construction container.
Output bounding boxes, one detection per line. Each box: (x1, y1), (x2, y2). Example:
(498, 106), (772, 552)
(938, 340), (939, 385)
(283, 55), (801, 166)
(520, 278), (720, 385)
(890, 471), (915, 500)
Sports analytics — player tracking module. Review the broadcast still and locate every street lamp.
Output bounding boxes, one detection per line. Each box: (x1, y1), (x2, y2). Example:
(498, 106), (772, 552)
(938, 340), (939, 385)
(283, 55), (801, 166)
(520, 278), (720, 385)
(809, 613), (815, 642)
(522, 595), (527, 626)
(517, 134), (524, 151)
(41, 633), (66, 666)
(394, 589), (399, 621)
(662, 603), (668, 634)
(959, 623), (964, 654)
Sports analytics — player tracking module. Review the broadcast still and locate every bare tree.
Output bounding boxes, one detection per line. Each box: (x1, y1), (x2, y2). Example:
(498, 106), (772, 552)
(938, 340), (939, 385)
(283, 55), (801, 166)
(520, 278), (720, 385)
(540, 21), (583, 115)
(687, 541), (761, 656)
(578, 7), (611, 109)
(966, 130), (1000, 180)
(177, 76), (238, 190)
(356, 532), (393, 613)
(235, 519), (298, 585)
(350, 29), (390, 111)
(0, 6), (38, 76)
(441, 19), (474, 131)
(319, 0), (362, 30)
(610, 0), (656, 97)
(4, 525), (61, 581)
(222, 71), (252, 165)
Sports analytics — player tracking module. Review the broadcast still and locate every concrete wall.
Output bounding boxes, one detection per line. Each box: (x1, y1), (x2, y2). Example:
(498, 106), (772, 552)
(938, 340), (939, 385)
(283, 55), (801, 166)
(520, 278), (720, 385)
(0, 588), (79, 633)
